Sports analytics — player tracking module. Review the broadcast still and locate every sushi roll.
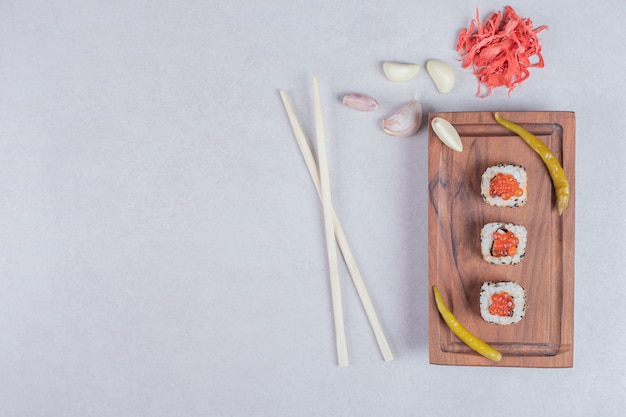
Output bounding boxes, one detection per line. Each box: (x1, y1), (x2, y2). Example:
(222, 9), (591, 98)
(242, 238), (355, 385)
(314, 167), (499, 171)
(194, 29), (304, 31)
(481, 164), (527, 207)
(480, 222), (527, 265)
(480, 281), (527, 325)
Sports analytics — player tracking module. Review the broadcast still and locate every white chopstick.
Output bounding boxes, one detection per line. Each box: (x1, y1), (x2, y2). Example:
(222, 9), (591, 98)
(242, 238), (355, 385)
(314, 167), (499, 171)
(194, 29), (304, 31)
(312, 77), (349, 367)
(280, 86), (394, 363)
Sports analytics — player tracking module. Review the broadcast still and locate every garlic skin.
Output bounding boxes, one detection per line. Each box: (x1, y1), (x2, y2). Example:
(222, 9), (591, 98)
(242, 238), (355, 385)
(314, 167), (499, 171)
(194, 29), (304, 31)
(382, 100), (423, 137)
(426, 60), (455, 94)
(383, 62), (421, 82)
(431, 117), (463, 151)
(342, 94), (380, 112)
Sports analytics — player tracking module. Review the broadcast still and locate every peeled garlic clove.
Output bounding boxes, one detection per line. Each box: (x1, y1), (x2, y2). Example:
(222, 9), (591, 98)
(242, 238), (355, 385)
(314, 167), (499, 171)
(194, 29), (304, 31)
(426, 60), (455, 94)
(383, 62), (421, 82)
(342, 94), (380, 112)
(382, 100), (422, 137)
(431, 117), (463, 152)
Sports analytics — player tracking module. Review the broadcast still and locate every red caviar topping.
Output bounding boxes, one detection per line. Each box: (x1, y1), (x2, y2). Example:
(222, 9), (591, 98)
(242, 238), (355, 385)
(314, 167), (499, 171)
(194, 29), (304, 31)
(489, 292), (515, 317)
(491, 230), (519, 257)
(489, 173), (524, 200)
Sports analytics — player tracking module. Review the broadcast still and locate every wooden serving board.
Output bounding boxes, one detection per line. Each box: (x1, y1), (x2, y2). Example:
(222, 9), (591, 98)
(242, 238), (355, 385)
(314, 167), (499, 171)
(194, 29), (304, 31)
(427, 111), (575, 367)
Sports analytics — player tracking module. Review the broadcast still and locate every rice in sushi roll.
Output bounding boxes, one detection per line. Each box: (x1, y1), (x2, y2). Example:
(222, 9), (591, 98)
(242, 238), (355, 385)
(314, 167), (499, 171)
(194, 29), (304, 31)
(480, 222), (527, 265)
(480, 281), (527, 325)
(481, 164), (527, 207)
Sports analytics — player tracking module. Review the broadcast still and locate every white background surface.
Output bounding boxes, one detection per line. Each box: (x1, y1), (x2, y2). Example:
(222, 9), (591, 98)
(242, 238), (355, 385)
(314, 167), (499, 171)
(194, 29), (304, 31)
(1, 0), (625, 416)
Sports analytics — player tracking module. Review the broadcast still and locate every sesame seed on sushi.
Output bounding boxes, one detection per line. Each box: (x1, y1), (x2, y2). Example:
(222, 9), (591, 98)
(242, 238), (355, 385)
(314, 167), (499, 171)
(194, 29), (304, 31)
(481, 164), (527, 208)
(480, 222), (527, 265)
(480, 281), (527, 325)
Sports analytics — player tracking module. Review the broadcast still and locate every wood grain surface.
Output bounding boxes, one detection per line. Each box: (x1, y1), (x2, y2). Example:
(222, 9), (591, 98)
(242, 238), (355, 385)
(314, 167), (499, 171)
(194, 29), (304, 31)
(427, 111), (575, 367)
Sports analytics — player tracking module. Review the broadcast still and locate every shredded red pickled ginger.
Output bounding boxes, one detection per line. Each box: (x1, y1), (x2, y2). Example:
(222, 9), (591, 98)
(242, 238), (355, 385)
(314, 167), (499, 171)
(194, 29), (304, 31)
(456, 6), (547, 97)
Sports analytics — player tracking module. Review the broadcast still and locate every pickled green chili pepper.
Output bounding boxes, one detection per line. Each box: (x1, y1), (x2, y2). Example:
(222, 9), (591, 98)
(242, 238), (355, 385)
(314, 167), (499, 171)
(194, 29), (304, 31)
(494, 113), (570, 215)
(433, 285), (502, 362)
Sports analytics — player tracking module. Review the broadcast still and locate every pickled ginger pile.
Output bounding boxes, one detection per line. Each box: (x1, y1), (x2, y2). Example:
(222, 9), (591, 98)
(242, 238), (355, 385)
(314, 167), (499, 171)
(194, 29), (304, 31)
(457, 6), (548, 97)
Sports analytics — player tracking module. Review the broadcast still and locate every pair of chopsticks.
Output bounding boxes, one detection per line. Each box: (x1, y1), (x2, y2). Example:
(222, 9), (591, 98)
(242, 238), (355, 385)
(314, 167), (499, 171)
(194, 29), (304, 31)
(279, 77), (394, 365)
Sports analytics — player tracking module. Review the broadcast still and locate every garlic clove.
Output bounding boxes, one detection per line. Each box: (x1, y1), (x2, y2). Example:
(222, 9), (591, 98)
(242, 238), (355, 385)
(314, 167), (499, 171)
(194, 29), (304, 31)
(383, 62), (421, 82)
(426, 60), (455, 94)
(431, 117), (463, 152)
(342, 94), (380, 112)
(382, 100), (423, 137)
